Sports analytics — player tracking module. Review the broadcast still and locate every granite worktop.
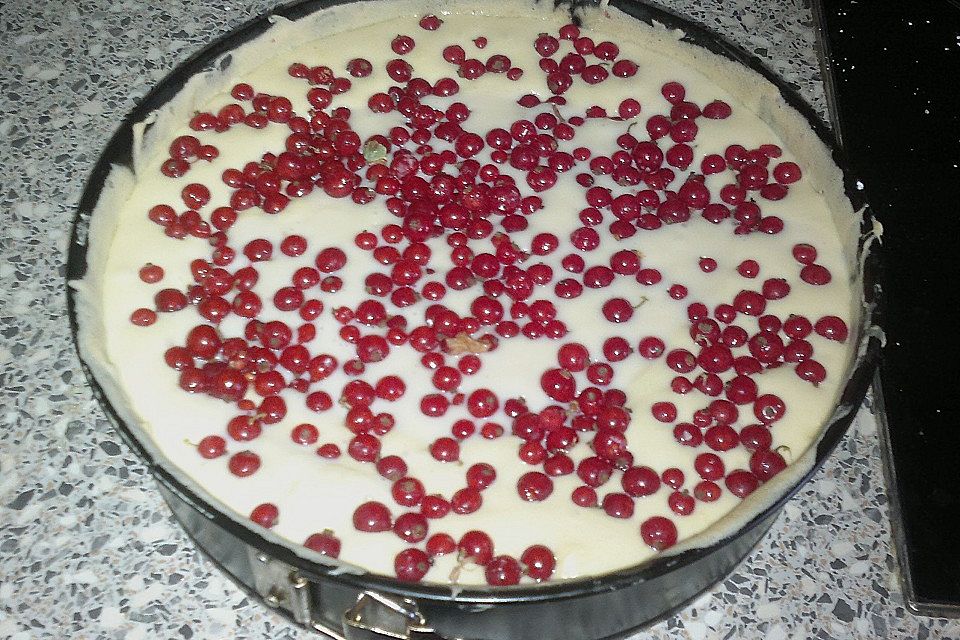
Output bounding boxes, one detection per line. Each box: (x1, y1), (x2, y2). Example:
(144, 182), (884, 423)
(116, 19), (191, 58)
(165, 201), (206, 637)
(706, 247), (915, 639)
(1, 0), (957, 638)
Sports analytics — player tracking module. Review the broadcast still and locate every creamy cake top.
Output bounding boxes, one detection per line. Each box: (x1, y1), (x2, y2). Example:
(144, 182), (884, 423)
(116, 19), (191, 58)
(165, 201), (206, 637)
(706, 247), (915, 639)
(74, 0), (863, 586)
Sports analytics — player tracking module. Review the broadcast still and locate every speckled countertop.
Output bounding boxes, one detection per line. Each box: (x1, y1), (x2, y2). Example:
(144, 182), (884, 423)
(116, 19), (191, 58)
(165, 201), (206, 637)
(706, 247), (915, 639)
(1, 0), (957, 638)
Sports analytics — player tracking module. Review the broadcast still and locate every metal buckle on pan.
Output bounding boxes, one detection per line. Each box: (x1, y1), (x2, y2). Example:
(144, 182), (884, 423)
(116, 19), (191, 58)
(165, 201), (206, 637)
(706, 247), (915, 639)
(247, 549), (453, 639)
(249, 551), (315, 626)
(343, 591), (447, 640)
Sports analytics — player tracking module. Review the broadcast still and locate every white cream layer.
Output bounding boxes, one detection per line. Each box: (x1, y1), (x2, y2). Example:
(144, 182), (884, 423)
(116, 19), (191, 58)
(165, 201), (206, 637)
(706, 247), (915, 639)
(75, 0), (862, 585)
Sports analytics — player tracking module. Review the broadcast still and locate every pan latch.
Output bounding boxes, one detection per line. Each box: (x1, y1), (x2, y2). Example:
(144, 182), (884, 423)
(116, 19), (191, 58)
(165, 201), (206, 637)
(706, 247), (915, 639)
(247, 549), (455, 639)
(343, 591), (454, 640)
(248, 549), (315, 626)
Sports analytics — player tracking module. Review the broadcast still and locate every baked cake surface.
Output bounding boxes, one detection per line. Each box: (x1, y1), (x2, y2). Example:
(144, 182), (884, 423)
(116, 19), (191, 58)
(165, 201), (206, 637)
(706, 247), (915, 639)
(75, 0), (861, 585)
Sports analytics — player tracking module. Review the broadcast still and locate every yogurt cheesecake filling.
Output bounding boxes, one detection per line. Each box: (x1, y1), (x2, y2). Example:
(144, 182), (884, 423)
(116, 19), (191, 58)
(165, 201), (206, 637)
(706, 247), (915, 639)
(76, 0), (861, 585)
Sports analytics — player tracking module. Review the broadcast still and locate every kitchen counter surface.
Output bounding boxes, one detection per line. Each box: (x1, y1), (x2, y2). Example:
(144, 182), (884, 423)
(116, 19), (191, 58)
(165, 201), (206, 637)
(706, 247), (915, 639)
(0, 0), (956, 638)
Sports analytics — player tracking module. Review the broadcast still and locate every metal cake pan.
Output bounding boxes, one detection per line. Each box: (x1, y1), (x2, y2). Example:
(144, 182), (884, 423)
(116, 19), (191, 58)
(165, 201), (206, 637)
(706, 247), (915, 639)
(66, 1), (883, 638)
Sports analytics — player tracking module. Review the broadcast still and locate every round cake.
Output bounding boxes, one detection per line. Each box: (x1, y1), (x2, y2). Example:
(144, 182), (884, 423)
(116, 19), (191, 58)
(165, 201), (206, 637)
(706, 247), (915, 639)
(75, 0), (862, 586)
